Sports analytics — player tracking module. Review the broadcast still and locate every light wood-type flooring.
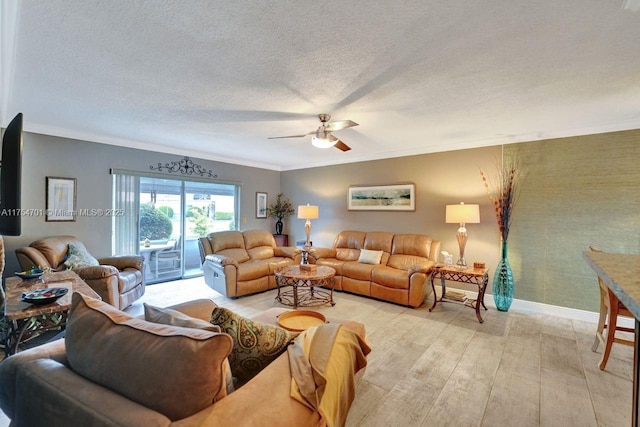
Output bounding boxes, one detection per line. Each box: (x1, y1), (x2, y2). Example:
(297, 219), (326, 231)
(124, 277), (633, 427)
(1, 277), (629, 427)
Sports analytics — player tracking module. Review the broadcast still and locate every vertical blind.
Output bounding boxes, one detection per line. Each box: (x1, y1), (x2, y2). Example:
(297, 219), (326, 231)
(112, 173), (140, 255)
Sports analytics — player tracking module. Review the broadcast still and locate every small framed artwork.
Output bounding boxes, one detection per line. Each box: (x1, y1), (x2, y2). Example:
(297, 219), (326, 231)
(46, 177), (77, 222)
(256, 192), (268, 218)
(348, 183), (416, 211)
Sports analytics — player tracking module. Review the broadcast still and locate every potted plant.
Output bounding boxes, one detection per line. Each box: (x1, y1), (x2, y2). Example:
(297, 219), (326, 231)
(267, 194), (295, 235)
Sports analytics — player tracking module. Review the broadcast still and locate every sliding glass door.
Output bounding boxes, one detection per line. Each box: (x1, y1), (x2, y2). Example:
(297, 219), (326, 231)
(113, 170), (240, 284)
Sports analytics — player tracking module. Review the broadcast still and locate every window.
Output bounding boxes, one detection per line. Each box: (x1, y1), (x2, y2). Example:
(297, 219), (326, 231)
(112, 169), (240, 283)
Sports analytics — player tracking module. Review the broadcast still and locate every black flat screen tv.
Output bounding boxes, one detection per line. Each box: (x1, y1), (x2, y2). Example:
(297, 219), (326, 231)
(0, 113), (23, 236)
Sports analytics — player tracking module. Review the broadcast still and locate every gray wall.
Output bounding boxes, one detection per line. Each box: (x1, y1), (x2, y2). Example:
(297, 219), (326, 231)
(4, 128), (639, 311)
(282, 130), (640, 312)
(2, 132), (281, 277)
(281, 145), (503, 284)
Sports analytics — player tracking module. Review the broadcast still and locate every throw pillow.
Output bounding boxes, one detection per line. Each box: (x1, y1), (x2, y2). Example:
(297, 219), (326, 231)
(358, 249), (384, 265)
(66, 293), (233, 421)
(63, 243), (99, 269)
(143, 303), (221, 332)
(210, 306), (298, 382)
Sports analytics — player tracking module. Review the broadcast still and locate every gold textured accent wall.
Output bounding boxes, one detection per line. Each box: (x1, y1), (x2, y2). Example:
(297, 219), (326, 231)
(505, 129), (640, 311)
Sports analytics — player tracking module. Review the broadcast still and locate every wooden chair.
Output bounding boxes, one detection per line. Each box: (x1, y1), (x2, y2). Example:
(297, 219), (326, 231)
(590, 245), (634, 370)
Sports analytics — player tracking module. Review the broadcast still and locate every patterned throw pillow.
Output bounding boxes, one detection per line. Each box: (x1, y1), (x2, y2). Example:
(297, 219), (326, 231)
(210, 307), (298, 382)
(64, 243), (99, 269)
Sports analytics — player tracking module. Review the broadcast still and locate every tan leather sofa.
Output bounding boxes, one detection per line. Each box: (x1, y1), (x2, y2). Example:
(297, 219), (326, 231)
(0, 299), (367, 426)
(199, 229), (300, 298)
(15, 235), (144, 310)
(311, 230), (441, 308)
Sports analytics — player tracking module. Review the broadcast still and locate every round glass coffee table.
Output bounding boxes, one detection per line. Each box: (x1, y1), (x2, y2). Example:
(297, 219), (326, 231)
(275, 265), (336, 309)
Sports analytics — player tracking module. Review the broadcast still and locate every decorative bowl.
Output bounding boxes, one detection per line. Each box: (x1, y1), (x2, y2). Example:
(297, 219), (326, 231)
(21, 288), (68, 305)
(15, 268), (45, 279)
(277, 310), (327, 332)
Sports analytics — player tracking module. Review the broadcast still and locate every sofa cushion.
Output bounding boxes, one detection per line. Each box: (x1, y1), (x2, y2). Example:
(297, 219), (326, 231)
(210, 306), (297, 382)
(333, 230), (366, 250)
(143, 303), (235, 396)
(237, 260), (271, 281)
(371, 265), (411, 289)
(392, 234), (432, 258)
(243, 230), (276, 260)
(343, 261), (377, 281)
(315, 258), (346, 275)
(387, 254), (429, 271)
(336, 248), (361, 261)
(143, 303), (221, 332)
(66, 293), (233, 421)
(357, 249), (383, 265)
(210, 231), (251, 263)
(363, 231), (394, 253)
(63, 243), (99, 269)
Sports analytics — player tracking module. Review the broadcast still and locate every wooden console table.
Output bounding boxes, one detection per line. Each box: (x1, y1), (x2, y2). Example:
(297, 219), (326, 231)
(429, 264), (489, 323)
(584, 251), (640, 426)
(4, 270), (100, 356)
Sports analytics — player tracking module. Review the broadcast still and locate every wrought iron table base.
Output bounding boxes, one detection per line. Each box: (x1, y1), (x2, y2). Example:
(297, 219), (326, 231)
(429, 265), (489, 323)
(275, 276), (336, 309)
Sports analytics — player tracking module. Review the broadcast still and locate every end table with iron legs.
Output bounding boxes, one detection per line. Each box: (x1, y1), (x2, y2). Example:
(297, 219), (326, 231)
(429, 264), (489, 323)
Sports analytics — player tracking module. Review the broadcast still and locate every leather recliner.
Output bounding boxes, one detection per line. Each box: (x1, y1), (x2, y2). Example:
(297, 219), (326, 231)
(15, 235), (144, 310)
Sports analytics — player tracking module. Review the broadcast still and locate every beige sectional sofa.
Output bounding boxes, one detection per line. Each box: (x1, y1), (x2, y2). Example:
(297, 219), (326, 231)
(199, 229), (299, 298)
(311, 230), (441, 308)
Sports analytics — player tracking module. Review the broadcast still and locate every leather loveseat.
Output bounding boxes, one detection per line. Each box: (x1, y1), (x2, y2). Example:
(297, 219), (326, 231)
(15, 235), (144, 310)
(199, 229), (300, 298)
(0, 298), (368, 427)
(310, 230), (441, 308)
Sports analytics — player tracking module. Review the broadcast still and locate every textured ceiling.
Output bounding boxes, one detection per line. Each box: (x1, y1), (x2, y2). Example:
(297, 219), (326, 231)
(1, 0), (639, 170)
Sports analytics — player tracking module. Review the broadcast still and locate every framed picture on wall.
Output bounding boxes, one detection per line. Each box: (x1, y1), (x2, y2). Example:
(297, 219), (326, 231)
(256, 192), (268, 218)
(348, 183), (416, 211)
(46, 177), (77, 221)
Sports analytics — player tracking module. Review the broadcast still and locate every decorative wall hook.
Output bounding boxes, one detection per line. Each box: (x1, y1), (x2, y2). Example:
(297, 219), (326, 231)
(150, 156), (218, 178)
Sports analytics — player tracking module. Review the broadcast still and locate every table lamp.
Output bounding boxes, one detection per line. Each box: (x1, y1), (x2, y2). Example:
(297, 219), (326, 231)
(445, 202), (480, 269)
(298, 204), (319, 250)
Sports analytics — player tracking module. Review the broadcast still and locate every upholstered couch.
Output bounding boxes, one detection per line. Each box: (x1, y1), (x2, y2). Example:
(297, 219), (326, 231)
(0, 296), (368, 427)
(15, 235), (144, 310)
(310, 230), (441, 308)
(199, 229), (299, 298)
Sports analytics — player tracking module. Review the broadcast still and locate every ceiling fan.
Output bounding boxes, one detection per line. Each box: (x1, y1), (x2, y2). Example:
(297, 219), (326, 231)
(268, 114), (358, 151)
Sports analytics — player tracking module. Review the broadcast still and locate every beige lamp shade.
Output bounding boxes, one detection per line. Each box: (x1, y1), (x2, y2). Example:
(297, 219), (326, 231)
(297, 204), (319, 219)
(445, 203), (480, 224)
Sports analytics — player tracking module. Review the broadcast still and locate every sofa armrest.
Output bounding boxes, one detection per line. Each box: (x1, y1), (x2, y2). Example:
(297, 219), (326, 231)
(98, 255), (144, 271)
(15, 247), (51, 271)
(205, 254), (239, 268)
(273, 246), (300, 259)
(408, 261), (435, 275)
(12, 359), (171, 426)
(75, 265), (119, 280)
(0, 339), (68, 417)
(309, 247), (336, 260)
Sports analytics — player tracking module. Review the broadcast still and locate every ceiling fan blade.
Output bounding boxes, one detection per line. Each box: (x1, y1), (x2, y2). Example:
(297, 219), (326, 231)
(333, 139), (351, 152)
(267, 131), (313, 139)
(325, 120), (359, 132)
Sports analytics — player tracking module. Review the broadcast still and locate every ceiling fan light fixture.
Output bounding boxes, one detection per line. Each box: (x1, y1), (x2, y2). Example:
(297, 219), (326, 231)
(311, 131), (337, 148)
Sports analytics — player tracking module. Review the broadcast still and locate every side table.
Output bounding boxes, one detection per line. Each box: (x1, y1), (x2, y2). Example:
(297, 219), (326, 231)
(273, 234), (289, 247)
(3, 270), (101, 356)
(429, 264), (489, 323)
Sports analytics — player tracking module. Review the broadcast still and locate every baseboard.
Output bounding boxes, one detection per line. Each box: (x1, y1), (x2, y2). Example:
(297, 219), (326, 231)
(447, 287), (635, 328)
